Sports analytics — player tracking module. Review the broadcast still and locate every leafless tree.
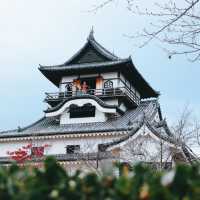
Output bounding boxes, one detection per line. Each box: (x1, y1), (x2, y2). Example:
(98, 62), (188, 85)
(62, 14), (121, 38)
(171, 105), (200, 147)
(91, 0), (200, 61)
(120, 135), (173, 170)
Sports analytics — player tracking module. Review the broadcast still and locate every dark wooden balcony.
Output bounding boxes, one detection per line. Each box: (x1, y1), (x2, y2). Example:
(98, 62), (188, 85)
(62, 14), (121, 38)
(45, 78), (140, 107)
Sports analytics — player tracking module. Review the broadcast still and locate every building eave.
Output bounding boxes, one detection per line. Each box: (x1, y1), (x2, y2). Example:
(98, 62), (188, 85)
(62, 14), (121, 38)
(0, 100), (156, 138)
(44, 94), (119, 114)
(126, 58), (159, 98)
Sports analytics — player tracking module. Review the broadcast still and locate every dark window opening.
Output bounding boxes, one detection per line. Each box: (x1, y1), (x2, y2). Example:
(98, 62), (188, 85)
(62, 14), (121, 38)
(69, 104), (96, 118)
(73, 77), (97, 95)
(66, 145), (80, 154)
(80, 77), (96, 90)
(98, 144), (105, 152)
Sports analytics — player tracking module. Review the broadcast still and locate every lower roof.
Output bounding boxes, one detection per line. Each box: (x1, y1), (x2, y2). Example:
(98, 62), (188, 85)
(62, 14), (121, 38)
(0, 100), (159, 138)
(0, 99), (198, 164)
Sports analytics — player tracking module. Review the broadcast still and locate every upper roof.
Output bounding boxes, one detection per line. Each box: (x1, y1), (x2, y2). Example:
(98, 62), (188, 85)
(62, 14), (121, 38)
(39, 31), (159, 98)
(64, 30), (120, 64)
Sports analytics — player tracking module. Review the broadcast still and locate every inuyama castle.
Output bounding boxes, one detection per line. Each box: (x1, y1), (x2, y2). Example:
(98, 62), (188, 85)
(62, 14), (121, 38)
(0, 31), (197, 171)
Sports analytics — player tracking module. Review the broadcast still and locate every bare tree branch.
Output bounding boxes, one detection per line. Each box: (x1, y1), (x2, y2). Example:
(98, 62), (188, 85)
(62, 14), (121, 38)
(92, 0), (200, 61)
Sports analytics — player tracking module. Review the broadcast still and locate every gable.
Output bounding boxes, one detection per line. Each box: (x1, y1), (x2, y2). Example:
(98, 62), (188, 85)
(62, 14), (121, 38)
(107, 124), (177, 151)
(119, 134), (172, 163)
(69, 44), (110, 64)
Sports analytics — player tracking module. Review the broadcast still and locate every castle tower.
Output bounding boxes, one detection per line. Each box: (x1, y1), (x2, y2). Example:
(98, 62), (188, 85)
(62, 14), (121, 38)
(0, 31), (196, 169)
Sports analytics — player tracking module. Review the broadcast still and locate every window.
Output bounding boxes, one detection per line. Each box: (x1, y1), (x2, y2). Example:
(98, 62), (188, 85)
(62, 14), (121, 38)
(73, 77), (96, 95)
(66, 145), (80, 154)
(104, 80), (113, 88)
(80, 77), (96, 90)
(104, 80), (114, 95)
(69, 104), (96, 118)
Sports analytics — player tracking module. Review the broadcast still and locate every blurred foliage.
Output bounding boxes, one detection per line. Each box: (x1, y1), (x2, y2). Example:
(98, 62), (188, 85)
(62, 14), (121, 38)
(0, 157), (199, 200)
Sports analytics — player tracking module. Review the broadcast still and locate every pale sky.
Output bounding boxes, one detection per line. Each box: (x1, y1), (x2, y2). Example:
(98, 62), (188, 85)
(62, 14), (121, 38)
(0, 0), (199, 133)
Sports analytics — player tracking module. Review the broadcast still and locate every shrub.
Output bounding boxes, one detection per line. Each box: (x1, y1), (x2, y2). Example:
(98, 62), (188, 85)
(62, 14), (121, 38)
(0, 157), (199, 200)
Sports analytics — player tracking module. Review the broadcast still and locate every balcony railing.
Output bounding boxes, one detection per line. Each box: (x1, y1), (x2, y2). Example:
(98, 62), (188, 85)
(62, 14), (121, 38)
(45, 78), (140, 106)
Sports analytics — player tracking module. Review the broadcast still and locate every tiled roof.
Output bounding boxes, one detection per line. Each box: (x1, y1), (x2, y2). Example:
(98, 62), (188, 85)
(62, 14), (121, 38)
(0, 100), (157, 138)
(39, 31), (122, 70)
(39, 59), (130, 71)
(64, 30), (120, 64)
(0, 98), (198, 164)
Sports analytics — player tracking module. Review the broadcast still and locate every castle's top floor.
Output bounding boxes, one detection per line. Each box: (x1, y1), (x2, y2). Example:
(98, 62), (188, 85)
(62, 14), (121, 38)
(39, 31), (159, 125)
(39, 31), (159, 100)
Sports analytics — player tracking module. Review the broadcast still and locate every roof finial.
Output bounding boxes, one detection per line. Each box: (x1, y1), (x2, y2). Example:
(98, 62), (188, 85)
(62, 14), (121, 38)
(88, 26), (94, 40)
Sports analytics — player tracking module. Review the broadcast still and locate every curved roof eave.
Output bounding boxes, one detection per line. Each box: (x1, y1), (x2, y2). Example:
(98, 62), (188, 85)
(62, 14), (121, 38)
(128, 58), (160, 98)
(64, 32), (119, 65)
(44, 94), (119, 114)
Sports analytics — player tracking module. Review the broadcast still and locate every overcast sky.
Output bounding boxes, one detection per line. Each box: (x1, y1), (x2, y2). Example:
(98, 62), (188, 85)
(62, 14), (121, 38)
(0, 0), (199, 133)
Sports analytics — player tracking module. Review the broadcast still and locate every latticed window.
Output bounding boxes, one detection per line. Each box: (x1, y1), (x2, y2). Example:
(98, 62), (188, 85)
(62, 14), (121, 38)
(66, 145), (80, 154)
(104, 80), (113, 88)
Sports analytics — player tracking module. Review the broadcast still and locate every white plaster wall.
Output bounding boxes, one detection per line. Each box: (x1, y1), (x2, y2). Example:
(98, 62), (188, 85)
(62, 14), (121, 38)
(104, 99), (118, 106)
(101, 72), (117, 79)
(119, 103), (127, 112)
(61, 76), (77, 83)
(0, 135), (121, 157)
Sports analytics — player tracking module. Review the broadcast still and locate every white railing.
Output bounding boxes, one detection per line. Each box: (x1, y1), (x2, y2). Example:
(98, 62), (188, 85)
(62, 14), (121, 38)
(45, 78), (140, 106)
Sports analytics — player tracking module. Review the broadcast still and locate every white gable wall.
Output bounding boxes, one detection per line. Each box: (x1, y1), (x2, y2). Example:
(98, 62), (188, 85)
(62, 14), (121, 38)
(110, 124), (174, 163)
(120, 134), (172, 163)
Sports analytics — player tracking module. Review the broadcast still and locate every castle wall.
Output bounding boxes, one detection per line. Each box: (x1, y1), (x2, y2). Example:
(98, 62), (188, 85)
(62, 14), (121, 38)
(0, 134), (121, 157)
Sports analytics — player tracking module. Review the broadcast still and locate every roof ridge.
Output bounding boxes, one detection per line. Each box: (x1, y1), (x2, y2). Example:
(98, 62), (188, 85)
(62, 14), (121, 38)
(0, 117), (45, 135)
(63, 32), (121, 65)
(39, 58), (130, 69)
(89, 36), (120, 60)
(20, 117), (46, 132)
(0, 129), (17, 134)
